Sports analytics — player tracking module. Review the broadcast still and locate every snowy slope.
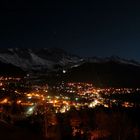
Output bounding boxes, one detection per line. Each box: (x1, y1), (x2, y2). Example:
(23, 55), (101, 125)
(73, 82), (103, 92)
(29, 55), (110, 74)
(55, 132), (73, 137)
(0, 48), (139, 73)
(0, 48), (82, 71)
(86, 56), (140, 67)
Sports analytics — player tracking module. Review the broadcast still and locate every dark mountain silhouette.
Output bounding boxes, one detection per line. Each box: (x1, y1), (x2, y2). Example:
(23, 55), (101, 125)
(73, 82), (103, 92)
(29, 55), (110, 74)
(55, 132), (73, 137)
(62, 61), (140, 88)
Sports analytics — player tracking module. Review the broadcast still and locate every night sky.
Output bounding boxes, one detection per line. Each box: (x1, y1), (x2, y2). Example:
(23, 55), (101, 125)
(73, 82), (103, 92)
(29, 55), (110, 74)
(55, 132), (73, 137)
(0, 1), (140, 61)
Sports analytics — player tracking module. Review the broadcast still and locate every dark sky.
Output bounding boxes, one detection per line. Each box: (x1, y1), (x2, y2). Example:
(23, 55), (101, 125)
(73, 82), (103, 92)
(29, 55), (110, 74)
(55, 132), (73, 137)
(0, 0), (140, 60)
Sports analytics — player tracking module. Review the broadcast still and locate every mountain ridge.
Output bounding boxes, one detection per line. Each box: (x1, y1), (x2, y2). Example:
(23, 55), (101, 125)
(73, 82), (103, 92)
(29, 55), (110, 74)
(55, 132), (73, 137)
(0, 48), (140, 88)
(0, 48), (82, 71)
(0, 48), (139, 71)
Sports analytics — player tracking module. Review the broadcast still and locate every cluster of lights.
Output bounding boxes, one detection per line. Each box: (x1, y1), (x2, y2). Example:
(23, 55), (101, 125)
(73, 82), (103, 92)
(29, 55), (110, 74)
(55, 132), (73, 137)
(50, 82), (140, 110)
(0, 77), (140, 123)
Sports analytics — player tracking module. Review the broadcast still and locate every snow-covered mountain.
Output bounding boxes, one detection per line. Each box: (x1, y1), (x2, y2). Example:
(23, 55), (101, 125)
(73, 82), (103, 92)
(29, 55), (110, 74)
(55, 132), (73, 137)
(0, 48), (83, 71)
(86, 56), (140, 67)
(1, 47), (140, 87)
(0, 48), (140, 73)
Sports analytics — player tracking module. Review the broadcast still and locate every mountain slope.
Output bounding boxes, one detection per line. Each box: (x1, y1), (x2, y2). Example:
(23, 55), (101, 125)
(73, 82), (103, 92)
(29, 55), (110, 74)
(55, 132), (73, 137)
(62, 61), (140, 88)
(0, 61), (25, 76)
(0, 48), (82, 71)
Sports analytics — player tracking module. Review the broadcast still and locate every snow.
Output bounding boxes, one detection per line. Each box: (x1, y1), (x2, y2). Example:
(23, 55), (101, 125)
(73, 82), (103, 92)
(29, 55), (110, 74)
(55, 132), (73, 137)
(30, 52), (54, 69)
(0, 48), (81, 71)
(0, 48), (139, 72)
